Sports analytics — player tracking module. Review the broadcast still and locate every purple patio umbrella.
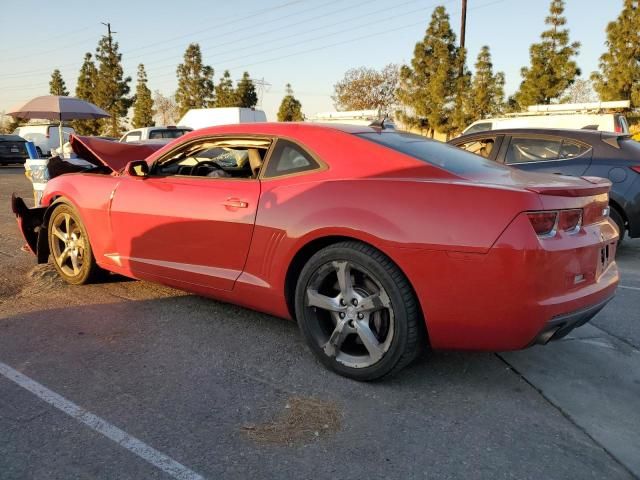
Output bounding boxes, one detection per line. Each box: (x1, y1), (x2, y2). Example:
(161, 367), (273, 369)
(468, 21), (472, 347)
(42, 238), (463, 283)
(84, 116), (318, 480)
(7, 95), (110, 152)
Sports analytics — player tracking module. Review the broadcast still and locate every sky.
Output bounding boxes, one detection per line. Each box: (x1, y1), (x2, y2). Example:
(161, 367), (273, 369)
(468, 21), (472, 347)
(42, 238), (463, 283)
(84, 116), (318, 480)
(0, 0), (624, 122)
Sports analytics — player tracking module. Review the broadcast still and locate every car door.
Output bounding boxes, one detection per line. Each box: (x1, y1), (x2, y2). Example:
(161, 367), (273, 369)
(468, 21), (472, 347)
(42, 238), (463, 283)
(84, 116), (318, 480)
(108, 138), (267, 291)
(500, 134), (593, 176)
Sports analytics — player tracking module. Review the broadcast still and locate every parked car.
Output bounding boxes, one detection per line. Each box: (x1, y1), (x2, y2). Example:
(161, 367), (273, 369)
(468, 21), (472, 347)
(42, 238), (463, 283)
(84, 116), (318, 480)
(119, 126), (192, 143)
(449, 128), (640, 242)
(0, 135), (29, 165)
(13, 124), (75, 156)
(12, 124), (618, 380)
(463, 101), (630, 135)
(178, 107), (267, 130)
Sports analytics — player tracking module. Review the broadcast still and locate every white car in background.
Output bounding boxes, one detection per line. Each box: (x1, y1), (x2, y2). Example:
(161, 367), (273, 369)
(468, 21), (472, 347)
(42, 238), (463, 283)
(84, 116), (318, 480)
(463, 101), (631, 135)
(13, 123), (75, 156)
(119, 126), (192, 143)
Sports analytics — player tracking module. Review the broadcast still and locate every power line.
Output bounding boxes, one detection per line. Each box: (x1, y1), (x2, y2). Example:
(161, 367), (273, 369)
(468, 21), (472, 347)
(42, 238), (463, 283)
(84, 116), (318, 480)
(0, 0), (305, 80)
(1, 0), (506, 96)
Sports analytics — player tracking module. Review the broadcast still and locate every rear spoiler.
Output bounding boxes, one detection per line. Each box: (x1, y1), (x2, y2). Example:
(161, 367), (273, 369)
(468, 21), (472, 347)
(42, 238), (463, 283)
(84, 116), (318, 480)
(525, 177), (611, 197)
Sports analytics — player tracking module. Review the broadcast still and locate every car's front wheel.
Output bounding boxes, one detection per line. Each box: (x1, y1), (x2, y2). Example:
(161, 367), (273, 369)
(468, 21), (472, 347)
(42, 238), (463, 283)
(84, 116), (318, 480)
(295, 241), (424, 381)
(48, 203), (100, 284)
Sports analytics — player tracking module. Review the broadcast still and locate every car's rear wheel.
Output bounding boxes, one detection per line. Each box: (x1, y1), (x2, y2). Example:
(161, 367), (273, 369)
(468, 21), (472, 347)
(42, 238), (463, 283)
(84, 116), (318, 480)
(609, 206), (625, 244)
(48, 203), (100, 285)
(295, 241), (424, 381)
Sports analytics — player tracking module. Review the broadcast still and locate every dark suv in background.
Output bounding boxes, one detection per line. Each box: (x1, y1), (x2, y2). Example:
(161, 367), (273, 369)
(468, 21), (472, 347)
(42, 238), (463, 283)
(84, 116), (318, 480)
(449, 128), (640, 242)
(0, 135), (28, 166)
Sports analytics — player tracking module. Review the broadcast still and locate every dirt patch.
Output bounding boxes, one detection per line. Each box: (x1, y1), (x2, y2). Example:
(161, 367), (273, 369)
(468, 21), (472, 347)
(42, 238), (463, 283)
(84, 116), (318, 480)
(242, 396), (341, 446)
(20, 264), (63, 296)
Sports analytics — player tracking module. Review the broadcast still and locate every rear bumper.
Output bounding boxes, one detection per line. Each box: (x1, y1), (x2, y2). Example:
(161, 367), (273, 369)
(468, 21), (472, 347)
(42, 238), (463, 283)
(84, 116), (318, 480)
(0, 156), (27, 164)
(529, 294), (614, 345)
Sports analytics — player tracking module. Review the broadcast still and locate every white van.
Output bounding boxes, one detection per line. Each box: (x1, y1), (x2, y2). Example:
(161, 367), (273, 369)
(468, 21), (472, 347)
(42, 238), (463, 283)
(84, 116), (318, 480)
(463, 101), (630, 135)
(13, 124), (75, 156)
(178, 107), (267, 131)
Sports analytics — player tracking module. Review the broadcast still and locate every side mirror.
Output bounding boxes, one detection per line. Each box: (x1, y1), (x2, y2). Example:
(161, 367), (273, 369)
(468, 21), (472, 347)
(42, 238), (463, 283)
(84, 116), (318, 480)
(125, 160), (149, 177)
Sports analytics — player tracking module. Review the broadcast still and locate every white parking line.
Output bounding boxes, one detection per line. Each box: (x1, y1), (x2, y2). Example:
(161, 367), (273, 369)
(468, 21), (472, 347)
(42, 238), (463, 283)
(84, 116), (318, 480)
(620, 285), (640, 292)
(0, 361), (206, 480)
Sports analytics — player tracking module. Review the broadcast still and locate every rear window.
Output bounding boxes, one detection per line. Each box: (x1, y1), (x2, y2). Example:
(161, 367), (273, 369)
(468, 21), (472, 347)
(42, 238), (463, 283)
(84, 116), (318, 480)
(148, 129), (191, 139)
(357, 131), (508, 176)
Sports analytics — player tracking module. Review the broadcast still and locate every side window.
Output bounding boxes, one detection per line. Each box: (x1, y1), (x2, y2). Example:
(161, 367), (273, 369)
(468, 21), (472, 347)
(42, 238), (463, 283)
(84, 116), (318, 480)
(559, 140), (591, 159)
(148, 130), (162, 139)
(124, 132), (142, 142)
(153, 138), (271, 179)
(263, 139), (319, 178)
(456, 137), (497, 159)
(505, 137), (562, 164)
(464, 122), (492, 134)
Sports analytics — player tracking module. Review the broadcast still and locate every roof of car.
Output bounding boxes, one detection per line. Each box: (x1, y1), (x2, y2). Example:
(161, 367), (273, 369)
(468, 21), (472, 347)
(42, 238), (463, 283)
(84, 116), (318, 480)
(453, 128), (628, 140)
(186, 122), (383, 137)
(0, 135), (25, 141)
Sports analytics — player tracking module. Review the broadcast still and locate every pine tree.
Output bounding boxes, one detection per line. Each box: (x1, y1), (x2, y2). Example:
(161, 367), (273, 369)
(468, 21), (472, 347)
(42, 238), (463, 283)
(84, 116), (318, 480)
(49, 69), (68, 96)
(175, 43), (215, 117)
(94, 33), (132, 136)
(277, 84), (303, 122)
(449, 48), (473, 136)
(591, 0), (640, 107)
(74, 53), (101, 136)
(470, 46), (505, 119)
(214, 70), (238, 107)
(514, 0), (581, 107)
(396, 6), (458, 136)
(131, 64), (155, 128)
(235, 72), (258, 108)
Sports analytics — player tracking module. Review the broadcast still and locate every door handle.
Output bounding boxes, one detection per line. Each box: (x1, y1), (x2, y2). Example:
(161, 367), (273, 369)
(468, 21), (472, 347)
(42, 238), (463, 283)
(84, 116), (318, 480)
(222, 198), (249, 208)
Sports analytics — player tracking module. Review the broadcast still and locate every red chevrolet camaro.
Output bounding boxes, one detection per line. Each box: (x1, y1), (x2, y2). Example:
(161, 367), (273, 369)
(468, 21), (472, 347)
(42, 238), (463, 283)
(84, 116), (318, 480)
(12, 123), (619, 380)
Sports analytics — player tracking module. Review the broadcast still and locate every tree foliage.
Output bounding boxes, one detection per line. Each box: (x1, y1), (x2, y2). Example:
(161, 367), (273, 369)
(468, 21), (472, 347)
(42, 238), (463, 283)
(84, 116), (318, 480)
(214, 70), (237, 107)
(235, 72), (258, 108)
(470, 46), (505, 119)
(396, 6), (459, 136)
(131, 64), (155, 128)
(49, 69), (68, 96)
(277, 84), (303, 122)
(153, 91), (179, 125)
(73, 53), (101, 136)
(591, 0), (640, 107)
(450, 49), (473, 135)
(94, 34), (132, 136)
(332, 64), (399, 112)
(514, 0), (580, 107)
(175, 43), (214, 117)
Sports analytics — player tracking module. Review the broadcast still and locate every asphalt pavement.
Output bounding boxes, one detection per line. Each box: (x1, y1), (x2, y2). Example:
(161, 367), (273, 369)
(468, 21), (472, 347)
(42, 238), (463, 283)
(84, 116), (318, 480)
(0, 166), (638, 480)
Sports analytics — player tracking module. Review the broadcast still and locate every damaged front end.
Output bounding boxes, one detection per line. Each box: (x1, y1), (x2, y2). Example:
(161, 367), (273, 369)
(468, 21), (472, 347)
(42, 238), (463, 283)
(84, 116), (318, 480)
(11, 194), (49, 263)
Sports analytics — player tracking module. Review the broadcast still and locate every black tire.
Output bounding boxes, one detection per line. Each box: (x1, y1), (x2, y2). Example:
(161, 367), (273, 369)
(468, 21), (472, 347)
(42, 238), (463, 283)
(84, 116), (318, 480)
(294, 241), (425, 381)
(48, 203), (101, 285)
(609, 206), (625, 245)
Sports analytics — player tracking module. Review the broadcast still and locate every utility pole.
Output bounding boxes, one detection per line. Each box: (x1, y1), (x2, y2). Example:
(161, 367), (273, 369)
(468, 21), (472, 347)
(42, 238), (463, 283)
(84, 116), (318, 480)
(460, 0), (467, 49)
(101, 22), (116, 48)
(253, 77), (272, 108)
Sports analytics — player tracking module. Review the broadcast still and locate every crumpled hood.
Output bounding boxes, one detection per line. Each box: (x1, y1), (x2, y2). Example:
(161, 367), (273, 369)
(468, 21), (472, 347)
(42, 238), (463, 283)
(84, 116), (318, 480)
(70, 135), (164, 172)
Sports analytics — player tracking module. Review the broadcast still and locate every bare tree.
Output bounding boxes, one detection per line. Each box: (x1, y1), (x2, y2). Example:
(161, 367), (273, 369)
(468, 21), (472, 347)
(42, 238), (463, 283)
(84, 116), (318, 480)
(332, 64), (399, 113)
(561, 79), (597, 104)
(153, 90), (179, 125)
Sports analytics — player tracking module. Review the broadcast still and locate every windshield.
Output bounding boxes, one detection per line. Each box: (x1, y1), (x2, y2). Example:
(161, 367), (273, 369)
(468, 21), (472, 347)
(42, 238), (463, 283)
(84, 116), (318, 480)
(357, 131), (509, 177)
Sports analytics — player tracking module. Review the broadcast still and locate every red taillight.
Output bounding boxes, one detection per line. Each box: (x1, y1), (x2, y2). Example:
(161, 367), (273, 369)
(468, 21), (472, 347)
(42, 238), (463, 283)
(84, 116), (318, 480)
(631, 166), (640, 174)
(615, 124), (622, 133)
(558, 209), (582, 233)
(527, 211), (558, 237)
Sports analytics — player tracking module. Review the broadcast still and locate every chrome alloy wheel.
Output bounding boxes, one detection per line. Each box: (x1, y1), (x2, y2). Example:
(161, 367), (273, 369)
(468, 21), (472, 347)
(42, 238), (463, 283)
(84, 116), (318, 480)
(50, 212), (86, 277)
(305, 260), (395, 368)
